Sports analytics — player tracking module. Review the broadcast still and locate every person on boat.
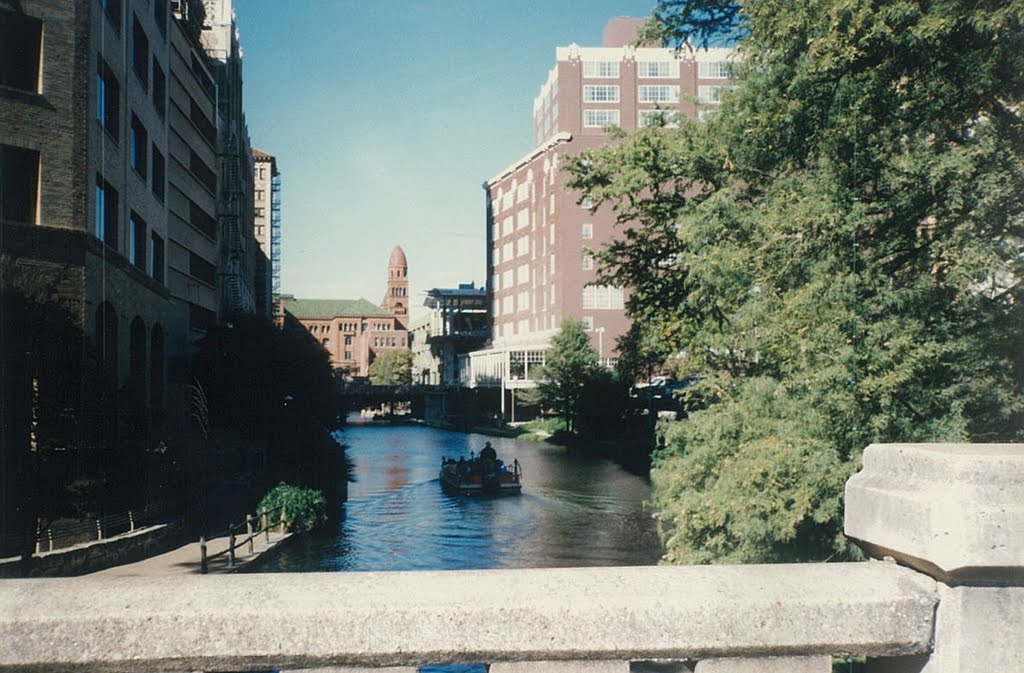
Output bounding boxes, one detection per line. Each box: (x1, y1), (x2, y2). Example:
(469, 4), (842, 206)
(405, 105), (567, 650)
(480, 442), (497, 462)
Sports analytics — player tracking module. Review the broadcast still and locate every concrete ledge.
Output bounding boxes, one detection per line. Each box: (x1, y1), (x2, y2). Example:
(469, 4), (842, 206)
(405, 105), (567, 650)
(845, 443), (1024, 584)
(0, 563), (936, 672)
(694, 655), (830, 672)
(923, 585), (1024, 673)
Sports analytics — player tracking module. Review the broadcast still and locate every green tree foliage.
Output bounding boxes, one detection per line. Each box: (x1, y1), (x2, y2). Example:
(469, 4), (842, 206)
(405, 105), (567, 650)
(538, 319), (600, 433)
(368, 349), (413, 385)
(568, 0), (1024, 563)
(257, 482), (327, 532)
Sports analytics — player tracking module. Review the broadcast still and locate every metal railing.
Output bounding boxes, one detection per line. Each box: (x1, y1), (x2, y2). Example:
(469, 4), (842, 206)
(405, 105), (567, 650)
(0, 507), (175, 557)
(198, 504), (285, 574)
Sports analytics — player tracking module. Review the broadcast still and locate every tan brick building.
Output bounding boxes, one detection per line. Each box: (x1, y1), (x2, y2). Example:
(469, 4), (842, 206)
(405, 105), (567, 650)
(279, 246), (411, 378)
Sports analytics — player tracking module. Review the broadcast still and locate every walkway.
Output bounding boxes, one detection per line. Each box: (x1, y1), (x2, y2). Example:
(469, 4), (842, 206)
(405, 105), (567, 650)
(92, 529), (291, 576)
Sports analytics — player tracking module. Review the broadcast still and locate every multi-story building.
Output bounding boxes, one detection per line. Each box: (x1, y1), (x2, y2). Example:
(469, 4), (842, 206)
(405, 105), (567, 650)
(410, 283), (488, 385)
(252, 149), (280, 316)
(465, 18), (735, 402)
(279, 247), (411, 378)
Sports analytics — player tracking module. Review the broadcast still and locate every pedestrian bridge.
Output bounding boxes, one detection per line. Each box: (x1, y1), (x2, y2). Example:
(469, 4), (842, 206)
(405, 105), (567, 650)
(1, 443), (1020, 673)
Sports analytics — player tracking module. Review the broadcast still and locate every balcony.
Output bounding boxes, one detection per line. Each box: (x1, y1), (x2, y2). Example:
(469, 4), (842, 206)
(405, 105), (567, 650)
(1, 443), (1021, 672)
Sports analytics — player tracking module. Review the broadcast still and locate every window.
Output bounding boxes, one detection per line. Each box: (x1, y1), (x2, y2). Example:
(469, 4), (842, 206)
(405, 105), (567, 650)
(254, 207), (265, 218)
(582, 61), (619, 78)
(255, 189), (265, 201)
(151, 145), (165, 201)
(96, 57), (120, 138)
(698, 85), (737, 104)
(582, 223), (593, 239)
(516, 236), (529, 257)
(582, 254), (594, 271)
(516, 210), (529, 229)
(95, 175), (118, 248)
(129, 212), (146, 270)
(516, 264), (529, 285)
(132, 16), (149, 89)
(101, 0), (122, 32)
(638, 85), (679, 103)
(581, 316), (594, 331)
(639, 109), (678, 127)
(150, 232), (164, 283)
(190, 97), (216, 146)
(190, 150), (216, 192)
(189, 198), (216, 238)
(152, 59), (166, 118)
(0, 144), (40, 224)
(189, 252), (216, 285)
(154, 0), (167, 36)
(189, 303), (216, 333)
(583, 85), (619, 102)
(582, 285), (625, 309)
(583, 109), (620, 128)
(344, 351), (353, 360)
(637, 61), (679, 78)
(698, 61), (735, 79)
(130, 114), (148, 179)
(322, 338), (330, 349)
(344, 336), (352, 345)
(502, 269), (513, 288)
(0, 11), (42, 92)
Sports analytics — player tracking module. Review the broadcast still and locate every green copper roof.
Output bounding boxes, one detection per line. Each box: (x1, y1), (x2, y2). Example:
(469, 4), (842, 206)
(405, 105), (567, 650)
(281, 297), (390, 319)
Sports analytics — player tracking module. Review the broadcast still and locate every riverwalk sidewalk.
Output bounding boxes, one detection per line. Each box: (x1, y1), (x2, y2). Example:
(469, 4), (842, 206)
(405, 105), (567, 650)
(92, 529), (291, 576)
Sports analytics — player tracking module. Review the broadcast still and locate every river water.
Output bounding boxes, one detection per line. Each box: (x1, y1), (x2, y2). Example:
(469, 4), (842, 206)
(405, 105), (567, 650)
(253, 418), (663, 572)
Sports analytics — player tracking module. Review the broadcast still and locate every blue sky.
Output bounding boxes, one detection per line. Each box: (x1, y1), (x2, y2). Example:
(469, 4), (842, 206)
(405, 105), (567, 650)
(235, 0), (656, 318)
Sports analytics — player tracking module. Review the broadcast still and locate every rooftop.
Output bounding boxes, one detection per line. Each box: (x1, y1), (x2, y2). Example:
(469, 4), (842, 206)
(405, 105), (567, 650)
(280, 297), (390, 319)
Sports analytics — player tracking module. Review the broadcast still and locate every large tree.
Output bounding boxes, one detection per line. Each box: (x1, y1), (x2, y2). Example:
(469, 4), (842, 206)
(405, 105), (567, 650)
(538, 319), (601, 433)
(568, 0), (1024, 563)
(368, 349), (413, 386)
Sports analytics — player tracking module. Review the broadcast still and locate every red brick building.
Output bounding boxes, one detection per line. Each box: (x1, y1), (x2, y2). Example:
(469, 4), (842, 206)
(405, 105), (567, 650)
(279, 246), (410, 377)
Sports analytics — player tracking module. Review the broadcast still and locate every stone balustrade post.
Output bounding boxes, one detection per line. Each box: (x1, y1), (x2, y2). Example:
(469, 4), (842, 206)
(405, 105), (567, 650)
(844, 443), (1023, 673)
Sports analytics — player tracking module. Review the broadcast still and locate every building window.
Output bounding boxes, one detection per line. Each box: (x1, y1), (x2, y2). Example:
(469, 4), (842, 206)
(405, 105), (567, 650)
(344, 351), (353, 360)
(154, 0), (167, 36)
(582, 61), (619, 78)
(581, 316), (594, 331)
(95, 175), (118, 248)
(132, 16), (149, 89)
(96, 58), (120, 139)
(582, 285), (625, 309)
(639, 109), (679, 127)
(344, 336), (352, 345)
(129, 212), (146, 270)
(189, 251), (216, 286)
(698, 85), (737, 104)
(583, 85), (619, 103)
(0, 11), (42, 93)
(637, 61), (679, 78)
(151, 232), (165, 283)
(188, 198), (217, 239)
(152, 145), (165, 201)
(101, 0), (122, 32)
(583, 109), (620, 128)
(130, 114), (148, 179)
(190, 150), (216, 193)
(0, 144), (40, 224)
(190, 97), (217, 146)
(153, 59), (166, 118)
(582, 222), (593, 239)
(254, 207), (265, 218)
(638, 85), (679, 103)
(255, 189), (265, 201)
(582, 254), (594, 271)
(698, 61), (735, 79)
(322, 338), (330, 349)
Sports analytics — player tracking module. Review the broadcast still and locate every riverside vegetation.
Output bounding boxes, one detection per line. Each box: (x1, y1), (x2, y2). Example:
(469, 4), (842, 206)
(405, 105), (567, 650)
(564, 0), (1024, 563)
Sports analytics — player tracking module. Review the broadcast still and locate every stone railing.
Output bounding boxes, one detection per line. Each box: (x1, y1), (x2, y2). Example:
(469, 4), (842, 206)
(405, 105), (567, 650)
(0, 443), (1020, 673)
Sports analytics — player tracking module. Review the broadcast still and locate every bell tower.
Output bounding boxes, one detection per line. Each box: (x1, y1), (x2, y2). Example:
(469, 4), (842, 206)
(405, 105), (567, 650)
(383, 245), (409, 326)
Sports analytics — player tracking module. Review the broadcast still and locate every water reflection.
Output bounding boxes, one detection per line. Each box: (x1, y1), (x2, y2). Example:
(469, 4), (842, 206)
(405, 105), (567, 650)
(253, 419), (662, 573)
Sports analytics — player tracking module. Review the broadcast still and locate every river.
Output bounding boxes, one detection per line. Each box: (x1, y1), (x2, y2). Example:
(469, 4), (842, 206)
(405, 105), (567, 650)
(252, 418), (663, 572)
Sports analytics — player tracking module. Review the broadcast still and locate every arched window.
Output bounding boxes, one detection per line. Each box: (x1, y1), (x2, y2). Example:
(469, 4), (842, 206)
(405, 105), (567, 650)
(129, 317), (146, 396)
(150, 323), (165, 415)
(95, 302), (118, 385)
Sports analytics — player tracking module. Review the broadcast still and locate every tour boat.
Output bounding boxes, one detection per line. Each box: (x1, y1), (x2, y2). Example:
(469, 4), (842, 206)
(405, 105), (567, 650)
(439, 452), (522, 496)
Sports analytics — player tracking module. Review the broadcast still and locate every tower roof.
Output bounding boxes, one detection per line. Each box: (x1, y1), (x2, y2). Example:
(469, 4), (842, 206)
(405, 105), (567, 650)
(388, 246), (408, 268)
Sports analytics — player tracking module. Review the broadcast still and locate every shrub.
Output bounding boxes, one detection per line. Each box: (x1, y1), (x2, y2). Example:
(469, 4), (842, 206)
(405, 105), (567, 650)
(257, 482), (327, 532)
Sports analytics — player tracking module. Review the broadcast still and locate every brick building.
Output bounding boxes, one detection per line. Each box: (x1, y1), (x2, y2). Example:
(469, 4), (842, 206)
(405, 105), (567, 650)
(464, 18), (735, 401)
(252, 149), (280, 317)
(0, 0), (263, 553)
(279, 246), (411, 378)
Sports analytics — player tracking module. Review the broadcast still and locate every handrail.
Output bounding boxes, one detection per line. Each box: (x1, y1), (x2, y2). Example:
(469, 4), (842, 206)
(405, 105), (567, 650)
(199, 504), (286, 574)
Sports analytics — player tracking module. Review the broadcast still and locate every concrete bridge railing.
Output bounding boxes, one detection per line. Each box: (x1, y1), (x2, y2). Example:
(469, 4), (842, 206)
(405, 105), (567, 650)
(0, 443), (1021, 673)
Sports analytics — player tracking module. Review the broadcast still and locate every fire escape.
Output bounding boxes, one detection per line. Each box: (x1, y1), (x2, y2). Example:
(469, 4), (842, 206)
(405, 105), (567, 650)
(217, 129), (254, 316)
(270, 171), (281, 294)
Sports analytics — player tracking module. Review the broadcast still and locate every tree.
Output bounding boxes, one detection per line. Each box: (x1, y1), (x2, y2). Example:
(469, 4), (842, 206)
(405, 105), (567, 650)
(537, 319), (600, 433)
(368, 350), (412, 385)
(567, 0), (1024, 563)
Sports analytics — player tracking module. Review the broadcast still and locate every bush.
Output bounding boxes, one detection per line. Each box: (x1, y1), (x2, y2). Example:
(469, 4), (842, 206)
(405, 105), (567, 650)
(257, 482), (327, 532)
